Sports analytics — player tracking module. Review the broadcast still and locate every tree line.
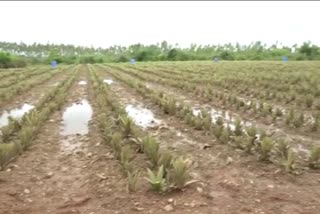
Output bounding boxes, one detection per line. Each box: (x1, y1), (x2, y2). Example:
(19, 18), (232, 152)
(0, 40), (319, 68)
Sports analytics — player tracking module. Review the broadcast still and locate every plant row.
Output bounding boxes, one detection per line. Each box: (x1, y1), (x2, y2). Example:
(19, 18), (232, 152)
(0, 66), (68, 106)
(0, 66), (79, 170)
(101, 65), (320, 173)
(0, 66), (52, 88)
(88, 65), (192, 193)
(109, 64), (320, 134)
(126, 62), (320, 112)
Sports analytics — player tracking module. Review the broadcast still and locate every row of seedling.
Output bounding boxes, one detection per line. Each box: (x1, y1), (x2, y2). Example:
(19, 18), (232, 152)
(0, 67), (66, 105)
(89, 65), (193, 193)
(0, 67), (51, 88)
(105, 67), (320, 172)
(0, 66), (79, 170)
(143, 62), (320, 110)
(109, 65), (319, 133)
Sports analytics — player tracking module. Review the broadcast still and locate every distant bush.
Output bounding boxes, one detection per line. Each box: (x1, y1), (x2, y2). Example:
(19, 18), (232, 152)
(0, 52), (27, 68)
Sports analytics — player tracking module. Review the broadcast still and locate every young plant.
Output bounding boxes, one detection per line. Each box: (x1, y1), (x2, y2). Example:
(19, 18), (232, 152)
(120, 145), (135, 174)
(119, 115), (135, 137)
(158, 151), (174, 177)
(308, 146), (320, 169)
(283, 149), (295, 173)
(162, 98), (176, 115)
(168, 157), (190, 189)
(145, 165), (166, 192)
(220, 126), (231, 144)
(234, 118), (243, 136)
(127, 170), (140, 193)
(18, 126), (34, 149)
(276, 139), (290, 159)
(0, 143), (15, 170)
(259, 137), (274, 162)
(142, 136), (160, 167)
(213, 125), (224, 140)
(111, 132), (122, 159)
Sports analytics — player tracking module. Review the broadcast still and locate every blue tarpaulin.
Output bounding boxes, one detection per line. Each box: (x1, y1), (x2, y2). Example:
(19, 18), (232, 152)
(282, 56), (288, 62)
(51, 60), (57, 68)
(130, 58), (136, 64)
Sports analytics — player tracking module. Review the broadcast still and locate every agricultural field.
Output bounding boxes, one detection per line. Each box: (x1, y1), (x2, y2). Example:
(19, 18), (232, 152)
(0, 61), (320, 214)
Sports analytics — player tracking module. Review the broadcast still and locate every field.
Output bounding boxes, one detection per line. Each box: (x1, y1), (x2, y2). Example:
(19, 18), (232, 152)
(0, 61), (320, 214)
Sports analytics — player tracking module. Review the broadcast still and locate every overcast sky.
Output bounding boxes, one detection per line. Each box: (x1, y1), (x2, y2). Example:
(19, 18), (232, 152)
(0, 1), (319, 48)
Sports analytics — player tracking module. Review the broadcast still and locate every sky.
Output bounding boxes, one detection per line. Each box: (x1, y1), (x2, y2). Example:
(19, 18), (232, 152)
(0, 1), (319, 48)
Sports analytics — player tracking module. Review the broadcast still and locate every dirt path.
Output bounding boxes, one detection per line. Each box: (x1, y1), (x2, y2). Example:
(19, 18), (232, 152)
(96, 69), (320, 214)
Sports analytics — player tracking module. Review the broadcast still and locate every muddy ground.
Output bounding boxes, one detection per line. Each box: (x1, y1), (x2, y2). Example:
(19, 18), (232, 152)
(0, 65), (319, 214)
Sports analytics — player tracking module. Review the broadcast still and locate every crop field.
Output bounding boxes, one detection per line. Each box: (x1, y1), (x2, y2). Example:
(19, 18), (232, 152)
(0, 61), (320, 214)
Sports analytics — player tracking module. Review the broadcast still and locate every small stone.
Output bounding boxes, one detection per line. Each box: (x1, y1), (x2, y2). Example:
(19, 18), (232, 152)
(255, 199), (261, 203)
(202, 144), (211, 150)
(134, 207), (144, 211)
(267, 185), (274, 188)
(190, 202), (196, 208)
(26, 198), (33, 203)
(45, 172), (54, 179)
(226, 157), (233, 165)
(168, 198), (174, 203)
(6, 168), (11, 172)
(196, 187), (203, 193)
(24, 189), (31, 194)
(164, 204), (174, 212)
(87, 152), (93, 158)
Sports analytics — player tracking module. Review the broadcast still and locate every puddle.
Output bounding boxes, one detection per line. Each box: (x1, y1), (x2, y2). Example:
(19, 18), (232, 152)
(103, 79), (113, 85)
(125, 104), (161, 128)
(0, 104), (35, 127)
(78, 81), (87, 85)
(192, 107), (252, 131)
(60, 99), (93, 135)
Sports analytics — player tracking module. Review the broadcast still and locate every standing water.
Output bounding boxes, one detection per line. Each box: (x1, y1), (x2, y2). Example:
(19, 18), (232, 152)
(78, 81), (87, 85)
(125, 104), (161, 128)
(0, 104), (34, 127)
(60, 100), (93, 135)
(103, 79), (113, 85)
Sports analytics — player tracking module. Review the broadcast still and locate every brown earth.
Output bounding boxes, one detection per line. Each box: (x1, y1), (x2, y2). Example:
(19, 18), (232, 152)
(0, 66), (319, 214)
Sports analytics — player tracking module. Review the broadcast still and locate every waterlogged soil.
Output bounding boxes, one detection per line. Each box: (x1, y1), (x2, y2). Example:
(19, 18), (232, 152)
(0, 103), (34, 127)
(97, 67), (320, 214)
(0, 66), (319, 214)
(111, 68), (320, 155)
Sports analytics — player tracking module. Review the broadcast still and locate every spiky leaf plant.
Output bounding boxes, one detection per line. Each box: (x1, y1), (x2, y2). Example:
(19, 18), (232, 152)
(308, 146), (320, 169)
(127, 170), (140, 193)
(168, 157), (190, 189)
(111, 132), (122, 160)
(0, 143), (15, 170)
(119, 115), (135, 138)
(276, 139), (290, 159)
(234, 118), (243, 136)
(142, 136), (160, 167)
(284, 149), (295, 173)
(145, 165), (166, 192)
(259, 137), (274, 161)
